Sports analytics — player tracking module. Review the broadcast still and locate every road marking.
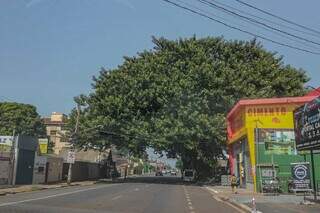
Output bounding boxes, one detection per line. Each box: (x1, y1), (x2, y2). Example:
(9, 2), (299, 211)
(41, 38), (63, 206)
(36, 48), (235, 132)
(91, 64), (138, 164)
(134, 188), (140, 191)
(183, 186), (196, 213)
(0, 184), (118, 207)
(111, 195), (122, 200)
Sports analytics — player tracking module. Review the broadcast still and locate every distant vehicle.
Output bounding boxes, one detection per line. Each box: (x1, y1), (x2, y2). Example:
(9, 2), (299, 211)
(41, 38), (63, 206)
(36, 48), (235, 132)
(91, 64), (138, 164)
(183, 169), (195, 182)
(161, 170), (167, 175)
(170, 170), (177, 176)
(155, 171), (163, 176)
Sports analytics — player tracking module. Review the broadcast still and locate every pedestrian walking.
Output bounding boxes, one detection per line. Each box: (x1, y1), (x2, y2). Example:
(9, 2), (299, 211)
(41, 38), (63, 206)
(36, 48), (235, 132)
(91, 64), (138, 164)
(231, 174), (237, 193)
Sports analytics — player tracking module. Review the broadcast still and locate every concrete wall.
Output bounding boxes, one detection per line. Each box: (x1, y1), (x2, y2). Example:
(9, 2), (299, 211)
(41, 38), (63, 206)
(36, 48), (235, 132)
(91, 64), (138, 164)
(0, 153), (10, 185)
(47, 156), (63, 183)
(33, 156), (47, 184)
(62, 161), (101, 181)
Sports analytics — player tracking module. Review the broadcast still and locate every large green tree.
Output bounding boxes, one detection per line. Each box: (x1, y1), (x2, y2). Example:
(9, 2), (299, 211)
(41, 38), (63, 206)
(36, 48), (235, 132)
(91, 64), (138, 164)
(71, 36), (309, 179)
(0, 102), (45, 136)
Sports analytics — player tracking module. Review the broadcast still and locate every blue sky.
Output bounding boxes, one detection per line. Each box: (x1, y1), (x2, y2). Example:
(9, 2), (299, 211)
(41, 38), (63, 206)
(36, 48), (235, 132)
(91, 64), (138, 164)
(1, 0), (319, 116)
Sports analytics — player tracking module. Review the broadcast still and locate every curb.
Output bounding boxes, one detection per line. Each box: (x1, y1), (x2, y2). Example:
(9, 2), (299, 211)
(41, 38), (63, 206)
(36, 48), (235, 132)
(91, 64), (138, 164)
(205, 187), (252, 213)
(0, 181), (98, 197)
(223, 197), (252, 213)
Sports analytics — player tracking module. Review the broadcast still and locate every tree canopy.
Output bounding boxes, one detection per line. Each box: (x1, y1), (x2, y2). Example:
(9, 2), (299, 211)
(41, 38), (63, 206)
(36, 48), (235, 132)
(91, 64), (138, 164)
(71, 36), (308, 179)
(0, 102), (45, 136)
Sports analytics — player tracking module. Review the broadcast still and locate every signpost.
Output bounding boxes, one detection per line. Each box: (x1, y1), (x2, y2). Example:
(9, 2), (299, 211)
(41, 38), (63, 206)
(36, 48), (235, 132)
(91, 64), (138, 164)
(67, 151), (75, 164)
(294, 96), (320, 200)
(291, 162), (311, 191)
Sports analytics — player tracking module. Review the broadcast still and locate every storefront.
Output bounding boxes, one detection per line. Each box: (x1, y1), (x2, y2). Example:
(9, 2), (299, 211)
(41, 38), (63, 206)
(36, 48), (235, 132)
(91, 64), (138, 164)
(227, 96), (319, 192)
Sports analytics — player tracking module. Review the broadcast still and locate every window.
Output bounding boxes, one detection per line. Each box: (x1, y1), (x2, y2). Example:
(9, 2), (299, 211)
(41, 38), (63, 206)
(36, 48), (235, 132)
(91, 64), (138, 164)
(38, 166), (44, 173)
(50, 130), (57, 135)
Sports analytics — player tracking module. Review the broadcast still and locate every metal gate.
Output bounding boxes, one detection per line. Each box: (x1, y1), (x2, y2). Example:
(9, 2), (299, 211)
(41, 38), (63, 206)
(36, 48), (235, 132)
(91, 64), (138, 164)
(16, 149), (35, 184)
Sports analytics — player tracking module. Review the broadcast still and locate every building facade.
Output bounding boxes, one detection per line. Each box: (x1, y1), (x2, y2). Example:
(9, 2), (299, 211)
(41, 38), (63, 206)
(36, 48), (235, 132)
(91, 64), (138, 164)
(227, 95), (320, 192)
(43, 112), (70, 155)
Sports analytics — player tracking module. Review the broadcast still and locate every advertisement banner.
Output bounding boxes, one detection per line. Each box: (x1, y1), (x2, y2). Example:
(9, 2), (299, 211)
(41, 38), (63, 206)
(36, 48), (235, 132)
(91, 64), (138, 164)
(294, 97), (320, 150)
(258, 129), (296, 155)
(291, 162), (311, 191)
(38, 138), (48, 154)
(0, 136), (13, 152)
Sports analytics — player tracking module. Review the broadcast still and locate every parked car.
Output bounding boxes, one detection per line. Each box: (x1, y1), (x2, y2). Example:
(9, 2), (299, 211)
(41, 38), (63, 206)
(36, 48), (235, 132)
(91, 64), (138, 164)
(161, 170), (167, 175)
(170, 170), (177, 176)
(155, 171), (163, 176)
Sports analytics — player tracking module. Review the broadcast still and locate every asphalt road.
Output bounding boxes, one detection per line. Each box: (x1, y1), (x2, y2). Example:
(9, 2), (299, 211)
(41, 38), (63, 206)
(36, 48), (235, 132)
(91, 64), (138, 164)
(0, 177), (241, 213)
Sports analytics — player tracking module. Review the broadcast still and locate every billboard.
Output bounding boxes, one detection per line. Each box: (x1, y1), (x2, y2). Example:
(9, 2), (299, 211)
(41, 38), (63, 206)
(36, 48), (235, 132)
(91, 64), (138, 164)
(0, 136), (13, 152)
(258, 129), (296, 155)
(291, 162), (311, 191)
(294, 97), (320, 151)
(38, 138), (48, 154)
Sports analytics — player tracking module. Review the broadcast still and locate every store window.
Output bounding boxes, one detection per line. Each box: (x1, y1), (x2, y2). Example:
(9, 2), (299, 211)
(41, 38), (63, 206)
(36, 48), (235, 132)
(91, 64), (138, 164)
(258, 129), (296, 155)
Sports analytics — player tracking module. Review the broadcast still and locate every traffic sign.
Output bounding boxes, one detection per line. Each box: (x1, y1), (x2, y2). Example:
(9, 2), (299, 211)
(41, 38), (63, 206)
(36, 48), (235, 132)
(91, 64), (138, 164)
(67, 151), (76, 164)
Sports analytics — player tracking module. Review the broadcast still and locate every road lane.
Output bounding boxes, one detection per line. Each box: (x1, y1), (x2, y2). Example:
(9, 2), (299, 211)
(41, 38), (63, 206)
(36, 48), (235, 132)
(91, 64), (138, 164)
(0, 181), (240, 213)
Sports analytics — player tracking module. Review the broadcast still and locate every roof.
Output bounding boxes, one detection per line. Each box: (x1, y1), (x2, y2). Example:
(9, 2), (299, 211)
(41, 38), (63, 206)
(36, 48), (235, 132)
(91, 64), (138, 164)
(305, 87), (320, 97)
(227, 96), (318, 119)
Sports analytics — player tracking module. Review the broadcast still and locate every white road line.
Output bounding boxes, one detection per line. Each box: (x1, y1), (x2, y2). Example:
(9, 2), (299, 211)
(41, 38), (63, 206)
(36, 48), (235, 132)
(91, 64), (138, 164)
(205, 187), (218, 194)
(111, 195), (122, 200)
(188, 201), (192, 205)
(188, 206), (194, 210)
(0, 184), (117, 207)
(134, 188), (140, 191)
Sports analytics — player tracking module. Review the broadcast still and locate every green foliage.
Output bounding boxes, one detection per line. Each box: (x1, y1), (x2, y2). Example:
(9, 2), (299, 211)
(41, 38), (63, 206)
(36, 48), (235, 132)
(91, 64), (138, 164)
(71, 36), (308, 179)
(0, 102), (45, 136)
(175, 159), (183, 170)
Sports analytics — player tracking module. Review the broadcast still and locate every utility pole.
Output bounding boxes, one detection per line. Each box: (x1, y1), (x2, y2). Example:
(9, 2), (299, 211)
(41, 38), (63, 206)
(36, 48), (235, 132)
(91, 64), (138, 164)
(67, 104), (80, 185)
(9, 129), (16, 186)
(254, 119), (263, 193)
(310, 149), (317, 200)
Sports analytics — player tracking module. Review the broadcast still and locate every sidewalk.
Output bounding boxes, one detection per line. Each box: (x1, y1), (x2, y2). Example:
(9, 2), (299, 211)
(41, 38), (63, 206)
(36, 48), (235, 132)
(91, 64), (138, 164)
(205, 185), (320, 212)
(0, 180), (98, 196)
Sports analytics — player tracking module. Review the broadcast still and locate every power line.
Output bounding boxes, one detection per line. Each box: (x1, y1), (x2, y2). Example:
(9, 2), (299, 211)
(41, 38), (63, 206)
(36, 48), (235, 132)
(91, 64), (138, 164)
(197, 0), (320, 47)
(235, 0), (320, 36)
(199, 0), (320, 52)
(160, 0), (320, 55)
(210, 0), (320, 38)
